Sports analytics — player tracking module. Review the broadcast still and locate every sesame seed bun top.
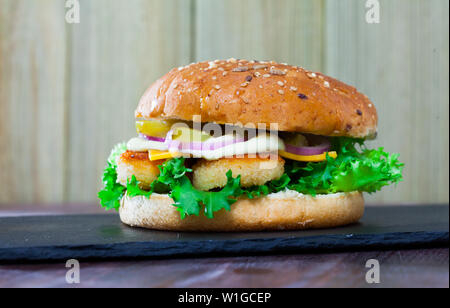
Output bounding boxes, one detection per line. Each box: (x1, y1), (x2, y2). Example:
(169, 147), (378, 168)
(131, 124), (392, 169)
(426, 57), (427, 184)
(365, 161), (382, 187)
(135, 59), (378, 139)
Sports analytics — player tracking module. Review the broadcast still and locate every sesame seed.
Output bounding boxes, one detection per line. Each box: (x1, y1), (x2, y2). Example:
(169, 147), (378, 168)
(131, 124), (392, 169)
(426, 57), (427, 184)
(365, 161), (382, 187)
(290, 86), (298, 91)
(253, 65), (268, 70)
(232, 66), (249, 72)
(259, 85), (263, 89)
(254, 72), (261, 77)
(212, 76), (217, 80)
(278, 89), (285, 95)
(218, 67), (225, 71)
(356, 109), (363, 116)
(174, 84), (179, 89)
(241, 82), (249, 87)
(298, 93), (308, 99)
(177, 67), (184, 71)
(281, 62), (288, 65)
(270, 68), (287, 76)
(227, 58), (237, 63)
(214, 85), (221, 90)
(368, 104), (373, 108)
(307, 72), (316, 78)
(245, 75), (253, 82)
(263, 74), (271, 78)
(324, 81), (330, 88)
(214, 59), (220, 63)
(208, 61), (217, 69)
(277, 81), (284, 86)
(346, 124), (352, 131)
(223, 72), (228, 76)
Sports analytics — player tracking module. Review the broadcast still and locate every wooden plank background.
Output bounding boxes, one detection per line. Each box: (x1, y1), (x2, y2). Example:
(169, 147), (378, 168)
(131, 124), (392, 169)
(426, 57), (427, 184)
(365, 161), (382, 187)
(67, 0), (192, 202)
(324, 0), (449, 204)
(195, 0), (324, 72)
(0, 0), (67, 204)
(0, 0), (448, 206)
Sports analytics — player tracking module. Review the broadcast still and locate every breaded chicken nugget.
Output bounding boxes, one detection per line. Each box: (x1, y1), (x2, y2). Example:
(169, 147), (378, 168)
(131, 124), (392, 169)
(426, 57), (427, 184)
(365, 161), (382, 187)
(192, 156), (285, 191)
(117, 151), (162, 190)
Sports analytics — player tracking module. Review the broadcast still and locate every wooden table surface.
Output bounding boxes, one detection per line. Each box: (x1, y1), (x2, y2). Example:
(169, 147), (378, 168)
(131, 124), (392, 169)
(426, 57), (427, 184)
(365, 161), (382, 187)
(0, 204), (448, 288)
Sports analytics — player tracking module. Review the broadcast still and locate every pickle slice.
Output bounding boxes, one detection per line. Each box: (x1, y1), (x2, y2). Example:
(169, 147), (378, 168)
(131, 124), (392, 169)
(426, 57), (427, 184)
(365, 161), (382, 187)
(283, 133), (308, 147)
(136, 119), (177, 138)
(171, 127), (212, 143)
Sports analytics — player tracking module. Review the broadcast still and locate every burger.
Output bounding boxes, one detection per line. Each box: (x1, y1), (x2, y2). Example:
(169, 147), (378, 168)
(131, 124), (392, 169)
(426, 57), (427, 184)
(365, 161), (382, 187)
(98, 59), (403, 231)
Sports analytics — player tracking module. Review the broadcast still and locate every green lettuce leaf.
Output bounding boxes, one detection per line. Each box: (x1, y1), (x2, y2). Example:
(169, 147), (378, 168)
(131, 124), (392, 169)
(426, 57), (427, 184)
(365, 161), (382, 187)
(99, 155), (243, 219)
(283, 138), (404, 195)
(98, 138), (404, 218)
(98, 143), (127, 211)
(241, 184), (270, 199)
(126, 175), (152, 198)
(151, 159), (242, 219)
(170, 170), (242, 219)
(108, 143), (127, 167)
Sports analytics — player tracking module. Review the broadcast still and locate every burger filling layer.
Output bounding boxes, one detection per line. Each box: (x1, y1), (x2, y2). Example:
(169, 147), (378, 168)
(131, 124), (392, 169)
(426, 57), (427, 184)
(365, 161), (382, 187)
(99, 120), (404, 219)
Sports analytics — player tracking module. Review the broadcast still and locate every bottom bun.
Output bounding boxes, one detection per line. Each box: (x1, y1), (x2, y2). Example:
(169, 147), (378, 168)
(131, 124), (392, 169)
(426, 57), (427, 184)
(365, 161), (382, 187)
(119, 190), (364, 232)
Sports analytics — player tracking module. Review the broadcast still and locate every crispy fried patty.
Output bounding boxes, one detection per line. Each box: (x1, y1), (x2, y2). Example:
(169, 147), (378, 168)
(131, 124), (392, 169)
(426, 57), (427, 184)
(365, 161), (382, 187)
(116, 151), (162, 190)
(192, 156), (285, 191)
(117, 151), (285, 191)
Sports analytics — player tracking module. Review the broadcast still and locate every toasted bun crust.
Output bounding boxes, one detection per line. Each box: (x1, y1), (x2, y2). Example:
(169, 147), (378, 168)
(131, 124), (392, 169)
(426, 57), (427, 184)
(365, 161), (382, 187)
(136, 59), (377, 138)
(119, 191), (364, 232)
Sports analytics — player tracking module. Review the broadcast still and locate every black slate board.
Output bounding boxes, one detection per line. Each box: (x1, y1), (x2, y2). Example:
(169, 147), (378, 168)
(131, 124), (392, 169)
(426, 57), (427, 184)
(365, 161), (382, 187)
(0, 206), (448, 262)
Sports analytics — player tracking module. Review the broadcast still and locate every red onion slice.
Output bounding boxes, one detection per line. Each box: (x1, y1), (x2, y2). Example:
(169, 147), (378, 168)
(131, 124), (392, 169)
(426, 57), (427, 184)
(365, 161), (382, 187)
(164, 129), (245, 153)
(284, 135), (331, 156)
(167, 138), (245, 152)
(139, 133), (166, 143)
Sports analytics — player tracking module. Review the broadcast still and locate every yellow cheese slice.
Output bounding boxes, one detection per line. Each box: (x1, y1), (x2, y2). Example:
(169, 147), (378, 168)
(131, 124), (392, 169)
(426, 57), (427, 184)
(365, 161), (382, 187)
(150, 149), (337, 163)
(278, 151), (337, 162)
(149, 150), (181, 161)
